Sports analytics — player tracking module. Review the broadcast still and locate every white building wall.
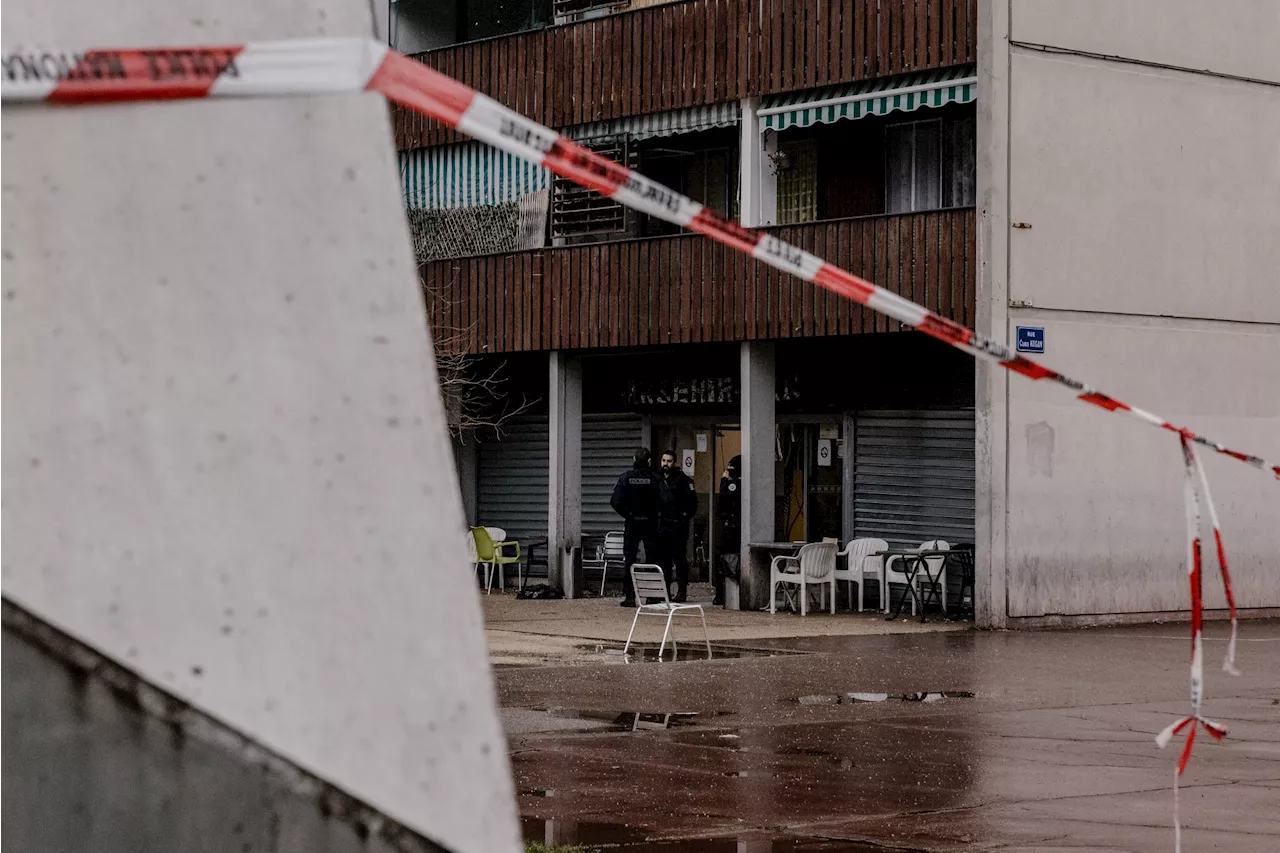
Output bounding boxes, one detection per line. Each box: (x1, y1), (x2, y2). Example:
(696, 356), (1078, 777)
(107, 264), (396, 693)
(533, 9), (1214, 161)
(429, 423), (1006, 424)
(1, 1), (520, 850)
(980, 0), (1280, 621)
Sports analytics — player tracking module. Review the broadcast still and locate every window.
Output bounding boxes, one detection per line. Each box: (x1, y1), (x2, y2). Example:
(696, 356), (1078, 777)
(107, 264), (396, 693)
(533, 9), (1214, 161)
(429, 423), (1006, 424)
(551, 135), (633, 242)
(943, 116), (976, 208)
(885, 115), (975, 213)
(885, 120), (942, 214)
(775, 139), (818, 225)
(640, 134), (739, 236)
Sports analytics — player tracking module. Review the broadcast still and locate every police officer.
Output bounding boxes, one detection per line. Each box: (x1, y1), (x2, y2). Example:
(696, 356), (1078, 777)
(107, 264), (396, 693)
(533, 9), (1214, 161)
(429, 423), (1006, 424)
(714, 455), (742, 606)
(610, 446), (661, 606)
(657, 450), (698, 602)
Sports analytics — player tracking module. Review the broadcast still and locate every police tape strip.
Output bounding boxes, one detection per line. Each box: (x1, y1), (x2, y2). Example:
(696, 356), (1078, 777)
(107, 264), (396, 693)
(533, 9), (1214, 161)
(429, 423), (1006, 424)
(4, 37), (1276, 483)
(1153, 434), (1234, 853)
(2, 40), (1267, 844)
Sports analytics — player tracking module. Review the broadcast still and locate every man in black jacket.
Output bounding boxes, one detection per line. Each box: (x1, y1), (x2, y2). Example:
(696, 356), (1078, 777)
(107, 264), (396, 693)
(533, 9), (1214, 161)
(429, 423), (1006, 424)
(610, 447), (661, 606)
(657, 450), (698, 602)
(715, 455), (742, 606)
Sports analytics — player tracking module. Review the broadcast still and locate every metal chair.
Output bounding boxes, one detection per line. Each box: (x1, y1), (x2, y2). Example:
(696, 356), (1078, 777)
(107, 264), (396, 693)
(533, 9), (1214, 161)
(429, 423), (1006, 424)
(884, 540), (950, 615)
(769, 541), (838, 615)
(622, 564), (711, 662)
(595, 531), (626, 596)
(834, 538), (888, 612)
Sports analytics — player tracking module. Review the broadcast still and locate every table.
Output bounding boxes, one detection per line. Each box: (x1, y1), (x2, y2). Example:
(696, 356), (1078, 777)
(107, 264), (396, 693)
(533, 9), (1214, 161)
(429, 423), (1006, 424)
(877, 548), (952, 622)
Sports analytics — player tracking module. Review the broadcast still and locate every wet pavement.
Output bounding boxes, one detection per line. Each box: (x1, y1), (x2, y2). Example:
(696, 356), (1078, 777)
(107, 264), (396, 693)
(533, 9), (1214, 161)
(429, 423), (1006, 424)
(500, 621), (1280, 851)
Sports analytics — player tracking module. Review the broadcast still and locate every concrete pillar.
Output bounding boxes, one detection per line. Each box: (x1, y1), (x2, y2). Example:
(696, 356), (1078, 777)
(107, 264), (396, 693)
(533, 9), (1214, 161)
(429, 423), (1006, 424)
(975, 0), (1011, 629)
(452, 434), (479, 526)
(548, 351), (583, 596)
(737, 342), (776, 611)
(738, 97), (777, 228)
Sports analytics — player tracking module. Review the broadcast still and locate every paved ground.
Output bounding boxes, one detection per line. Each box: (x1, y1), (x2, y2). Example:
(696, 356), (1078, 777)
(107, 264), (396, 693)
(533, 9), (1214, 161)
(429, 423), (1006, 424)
(490, 606), (1280, 852)
(483, 585), (964, 667)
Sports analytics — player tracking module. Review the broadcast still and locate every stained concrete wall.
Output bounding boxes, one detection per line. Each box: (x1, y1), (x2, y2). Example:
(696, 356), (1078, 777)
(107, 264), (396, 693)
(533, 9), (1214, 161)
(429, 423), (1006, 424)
(3, 605), (447, 853)
(978, 0), (1280, 622)
(0, 2), (519, 851)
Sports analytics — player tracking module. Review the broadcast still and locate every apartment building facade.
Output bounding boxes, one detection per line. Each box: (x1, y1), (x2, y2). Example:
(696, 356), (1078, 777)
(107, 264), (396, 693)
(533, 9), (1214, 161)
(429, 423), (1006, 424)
(389, 0), (1279, 623)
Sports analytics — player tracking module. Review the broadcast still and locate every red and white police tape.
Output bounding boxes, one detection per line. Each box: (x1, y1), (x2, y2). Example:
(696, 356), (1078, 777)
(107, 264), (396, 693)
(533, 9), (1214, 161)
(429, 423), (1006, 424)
(2, 37), (1270, 848)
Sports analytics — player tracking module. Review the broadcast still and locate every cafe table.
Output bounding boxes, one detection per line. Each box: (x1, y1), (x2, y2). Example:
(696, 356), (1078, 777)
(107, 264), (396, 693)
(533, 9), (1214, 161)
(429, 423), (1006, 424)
(875, 548), (952, 622)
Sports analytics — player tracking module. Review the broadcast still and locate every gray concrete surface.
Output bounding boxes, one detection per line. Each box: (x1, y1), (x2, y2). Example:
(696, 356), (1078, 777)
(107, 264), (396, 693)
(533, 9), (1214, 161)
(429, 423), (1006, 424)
(500, 619), (1280, 851)
(1, 603), (448, 853)
(0, 2), (518, 850)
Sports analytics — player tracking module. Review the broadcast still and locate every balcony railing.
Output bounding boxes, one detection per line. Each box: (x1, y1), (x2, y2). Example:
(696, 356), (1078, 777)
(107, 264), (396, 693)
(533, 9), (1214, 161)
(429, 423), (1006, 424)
(395, 0), (978, 149)
(423, 208), (976, 354)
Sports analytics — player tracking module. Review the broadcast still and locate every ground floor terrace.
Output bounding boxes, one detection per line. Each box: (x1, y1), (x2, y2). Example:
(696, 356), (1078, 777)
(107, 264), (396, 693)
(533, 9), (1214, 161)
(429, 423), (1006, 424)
(457, 333), (977, 619)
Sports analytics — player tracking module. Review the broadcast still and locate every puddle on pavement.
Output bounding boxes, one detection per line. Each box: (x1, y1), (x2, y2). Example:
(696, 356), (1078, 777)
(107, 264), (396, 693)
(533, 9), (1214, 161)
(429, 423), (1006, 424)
(522, 817), (887, 851)
(594, 644), (803, 663)
(794, 690), (976, 704)
(537, 706), (733, 732)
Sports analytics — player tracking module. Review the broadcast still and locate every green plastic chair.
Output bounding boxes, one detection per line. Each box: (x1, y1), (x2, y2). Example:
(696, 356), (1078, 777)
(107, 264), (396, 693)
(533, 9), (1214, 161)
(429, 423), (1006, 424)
(471, 526), (521, 594)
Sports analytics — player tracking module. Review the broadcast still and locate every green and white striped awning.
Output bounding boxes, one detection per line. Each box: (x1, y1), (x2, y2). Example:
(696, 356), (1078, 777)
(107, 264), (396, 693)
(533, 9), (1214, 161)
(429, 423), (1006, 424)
(760, 65), (976, 132)
(567, 100), (740, 142)
(400, 140), (551, 210)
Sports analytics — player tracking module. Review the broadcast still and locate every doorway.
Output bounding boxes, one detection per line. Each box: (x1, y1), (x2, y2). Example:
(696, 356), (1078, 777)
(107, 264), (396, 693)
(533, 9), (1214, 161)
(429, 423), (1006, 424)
(652, 423), (741, 582)
(774, 421), (844, 544)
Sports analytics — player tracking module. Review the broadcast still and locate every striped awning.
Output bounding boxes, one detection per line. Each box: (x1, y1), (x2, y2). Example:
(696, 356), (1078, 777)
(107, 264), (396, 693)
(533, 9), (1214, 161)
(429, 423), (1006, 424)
(567, 100), (740, 142)
(400, 140), (551, 210)
(760, 65), (976, 132)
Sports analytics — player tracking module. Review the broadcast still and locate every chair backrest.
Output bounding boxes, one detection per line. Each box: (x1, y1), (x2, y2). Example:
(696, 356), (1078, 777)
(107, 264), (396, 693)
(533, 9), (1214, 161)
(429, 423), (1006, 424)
(919, 539), (950, 552)
(844, 537), (888, 566)
(470, 527), (496, 561)
(485, 526), (507, 543)
(798, 541), (837, 580)
(630, 564), (670, 603)
(603, 531), (626, 559)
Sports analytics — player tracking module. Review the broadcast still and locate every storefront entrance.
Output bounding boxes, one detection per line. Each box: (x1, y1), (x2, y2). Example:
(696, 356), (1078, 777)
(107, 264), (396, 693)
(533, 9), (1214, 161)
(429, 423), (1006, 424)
(653, 423), (741, 583)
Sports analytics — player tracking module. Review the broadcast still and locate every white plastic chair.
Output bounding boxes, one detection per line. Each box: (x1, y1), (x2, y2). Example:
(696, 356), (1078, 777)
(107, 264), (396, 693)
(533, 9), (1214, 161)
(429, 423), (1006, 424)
(834, 538), (888, 612)
(769, 542), (837, 616)
(622, 564), (711, 662)
(884, 539), (950, 615)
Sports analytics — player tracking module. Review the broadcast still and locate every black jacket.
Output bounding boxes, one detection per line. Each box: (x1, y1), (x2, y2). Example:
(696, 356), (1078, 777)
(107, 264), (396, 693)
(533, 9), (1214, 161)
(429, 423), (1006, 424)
(718, 473), (741, 530)
(611, 464), (660, 523)
(659, 468), (697, 523)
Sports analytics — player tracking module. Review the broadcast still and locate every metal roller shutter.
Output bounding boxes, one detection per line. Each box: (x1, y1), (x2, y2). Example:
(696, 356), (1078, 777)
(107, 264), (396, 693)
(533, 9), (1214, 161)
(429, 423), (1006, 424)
(852, 410), (975, 548)
(476, 416), (549, 547)
(581, 414), (643, 538)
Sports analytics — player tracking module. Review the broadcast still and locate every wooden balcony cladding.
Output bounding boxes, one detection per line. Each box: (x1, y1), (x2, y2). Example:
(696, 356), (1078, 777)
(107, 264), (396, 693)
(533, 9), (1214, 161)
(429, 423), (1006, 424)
(423, 209), (976, 354)
(394, 0), (978, 150)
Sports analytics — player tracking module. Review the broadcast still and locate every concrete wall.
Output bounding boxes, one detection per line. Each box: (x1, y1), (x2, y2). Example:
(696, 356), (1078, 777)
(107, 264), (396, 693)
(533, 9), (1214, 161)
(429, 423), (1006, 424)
(1, 2), (519, 851)
(3, 605), (447, 853)
(979, 0), (1280, 622)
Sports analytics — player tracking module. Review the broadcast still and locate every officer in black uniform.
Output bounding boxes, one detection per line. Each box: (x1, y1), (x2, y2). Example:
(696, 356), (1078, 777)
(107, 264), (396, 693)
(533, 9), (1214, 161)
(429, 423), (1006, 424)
(610, 447), (661, 606)
(657, 450), (698, 602)
(714, 455), (742, 606)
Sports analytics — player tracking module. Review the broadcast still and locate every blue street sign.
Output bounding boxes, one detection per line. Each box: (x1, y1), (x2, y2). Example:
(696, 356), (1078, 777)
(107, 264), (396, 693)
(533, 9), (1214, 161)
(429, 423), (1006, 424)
(1016, 326), (1045, 354)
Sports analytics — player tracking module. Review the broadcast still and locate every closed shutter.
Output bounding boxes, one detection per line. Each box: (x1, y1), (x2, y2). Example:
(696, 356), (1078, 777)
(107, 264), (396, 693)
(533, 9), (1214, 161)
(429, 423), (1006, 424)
(476, 416), (549, 547)
(852, 409), (975, 548)
(581, 414), (643, 538)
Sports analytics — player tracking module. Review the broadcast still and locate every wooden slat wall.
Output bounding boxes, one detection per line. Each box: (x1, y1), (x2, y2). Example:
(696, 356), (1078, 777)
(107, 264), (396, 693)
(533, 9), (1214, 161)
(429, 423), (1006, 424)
(423, 209), (976, 355)
(393, 0), (977, 149)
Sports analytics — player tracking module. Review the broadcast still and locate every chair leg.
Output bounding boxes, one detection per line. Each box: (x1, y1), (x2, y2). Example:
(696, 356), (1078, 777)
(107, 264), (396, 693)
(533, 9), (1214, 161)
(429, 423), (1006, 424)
(769, 576), (777, 614)
(857, 577), (864, 613)
(660, 611), (676, 661)
(697, 608), (711, 659)
(800, 577), (807, 617)
(599, 563), (608, 597)
(622, 609), (642, 658)
(939, 569), (947, 613)
(829, 579), (835, 614)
